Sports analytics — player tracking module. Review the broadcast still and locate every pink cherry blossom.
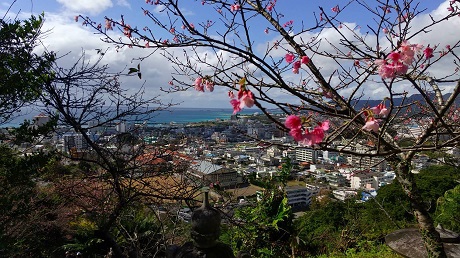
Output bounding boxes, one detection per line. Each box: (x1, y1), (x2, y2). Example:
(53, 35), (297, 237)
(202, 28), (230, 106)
(302, 127), (325, 146)
(293, 61), (301, 70)
(393, 62), (408, 75)
(194, 77), (204, 92)
(318, 120), (330, 131)
(74, 16), (79, 22)
(387, 52), (401, 62)
(423, 46), (434, 59)
(230, 99), (242, 114)
(379, 106), (390, 117)
(228, 91), (235, 99)
(285, 115), (302, 129)
(362, 118), (379, 132)
(240, 91), (255, 108)
(382, 28), (389, 34)
(289, 127), (304, 141)
(230, 4), (240, 12)
(301, 56), (310, 65)
(105, 19), (113, 30)
(205, 81), (214, 92)
(285, 53), (295, 63)
(264, 28), (269, 34)
(331, 5), (340, 13)
(123, 25), (132, 38)
(292, 68), (299, 74)
(375, 60), (396, 79)
(323, 90), (333, 99)
(283, 20), (294, 27)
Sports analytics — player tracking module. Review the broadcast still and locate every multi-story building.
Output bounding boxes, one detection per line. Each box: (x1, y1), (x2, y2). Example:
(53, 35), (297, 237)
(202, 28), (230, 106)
(350, 171), (395, 190)
(325, 172), (348, 187)
(350, 171), (377, 190)
(295, 147), (317, 163)
(333, 189), (358, 201)
(285, 184), (319, 207)
(63, 133), (89, 152)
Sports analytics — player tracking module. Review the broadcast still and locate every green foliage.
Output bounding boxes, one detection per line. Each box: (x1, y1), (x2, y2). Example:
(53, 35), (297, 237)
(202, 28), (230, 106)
(12, 115), (58, 144)
(224, 159), (295, 257)
(435, 184), (460, 232)
(315, 240), (399, 258)
(0, 145), (69, 257)
(63, 206), (167, 257)
(416, 165), (460, 213)
(0, 13), (55, 123)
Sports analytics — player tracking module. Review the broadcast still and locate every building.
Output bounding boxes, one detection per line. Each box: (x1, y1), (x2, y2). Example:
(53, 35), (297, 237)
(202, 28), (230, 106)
(350, 171), (395, 190)
(332, 189), (358, 201)
(350, 171), (377, 190)
(63, 133), (89, 152)
(285, 184), (319, 207)
(325, 172), (348, 187)
(282, 148), (296, 162)
(33, 113), (50, 127)
(187, 160), (238, 188)
(295, 147), (317, 163)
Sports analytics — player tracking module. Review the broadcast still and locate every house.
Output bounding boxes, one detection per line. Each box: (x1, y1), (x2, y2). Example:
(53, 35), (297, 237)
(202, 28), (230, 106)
(187, 160), (238, 188)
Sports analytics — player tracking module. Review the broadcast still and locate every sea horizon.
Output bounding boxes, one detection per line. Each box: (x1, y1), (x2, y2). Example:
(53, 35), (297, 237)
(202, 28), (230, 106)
(0, 107), (267, 128)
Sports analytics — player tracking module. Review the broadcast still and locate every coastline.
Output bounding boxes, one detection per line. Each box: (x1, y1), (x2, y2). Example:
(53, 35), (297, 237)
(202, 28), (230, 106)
(0, 107), (265, 128)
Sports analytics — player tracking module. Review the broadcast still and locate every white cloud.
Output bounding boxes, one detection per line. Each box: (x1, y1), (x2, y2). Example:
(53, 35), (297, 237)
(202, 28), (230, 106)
(29, 0), (460, 109)
(56, 0), (113, 15)
(116, 0), (131, 8)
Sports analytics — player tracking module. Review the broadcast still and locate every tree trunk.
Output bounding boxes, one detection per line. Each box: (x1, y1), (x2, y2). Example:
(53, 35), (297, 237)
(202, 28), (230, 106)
(393, 158), (447, 258)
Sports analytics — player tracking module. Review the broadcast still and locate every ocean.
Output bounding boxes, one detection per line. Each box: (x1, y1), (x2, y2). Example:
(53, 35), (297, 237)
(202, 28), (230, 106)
(1, 107), (262, 128)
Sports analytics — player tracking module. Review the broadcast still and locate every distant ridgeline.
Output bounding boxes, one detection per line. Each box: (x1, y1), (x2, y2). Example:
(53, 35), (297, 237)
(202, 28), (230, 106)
(351, 93), (460, 113)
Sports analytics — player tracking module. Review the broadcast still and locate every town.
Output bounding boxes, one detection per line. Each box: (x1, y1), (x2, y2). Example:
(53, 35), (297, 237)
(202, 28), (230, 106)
(3, 111), (457, 219)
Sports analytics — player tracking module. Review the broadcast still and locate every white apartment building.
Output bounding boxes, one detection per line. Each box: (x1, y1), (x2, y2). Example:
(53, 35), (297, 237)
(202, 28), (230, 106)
(332, 189), (358, 201)
(285, 184), (319, 207)
(350, 171), (395, 190)
(295, 147), (317, 163)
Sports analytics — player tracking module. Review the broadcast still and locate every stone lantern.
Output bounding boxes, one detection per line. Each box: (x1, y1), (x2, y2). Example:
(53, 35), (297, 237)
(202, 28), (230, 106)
(167, 187), (236, 258)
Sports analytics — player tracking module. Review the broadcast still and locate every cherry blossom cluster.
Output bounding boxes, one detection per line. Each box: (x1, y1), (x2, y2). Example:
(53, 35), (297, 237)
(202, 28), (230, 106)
(285, 115), (329, 146)
(229, 78), (255, 114)
(194, 77), (215, 92)
(285, 53), (310, 74)
(266, 0), (277, 12)
(230, 4), (241, 12)
(374, 41), (434, 79)
(447, 0), (460, 13)
(362, 103), (389, 133)
(145, 0), (160, 5)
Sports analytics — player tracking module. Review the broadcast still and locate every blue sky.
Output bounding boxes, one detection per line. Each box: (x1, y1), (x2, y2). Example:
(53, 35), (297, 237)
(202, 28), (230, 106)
(1, 0), (456, 109)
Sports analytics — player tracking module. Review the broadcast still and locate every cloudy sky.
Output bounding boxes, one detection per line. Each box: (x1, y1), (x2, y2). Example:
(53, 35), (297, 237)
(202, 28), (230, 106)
(2, 0), (458, 109)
